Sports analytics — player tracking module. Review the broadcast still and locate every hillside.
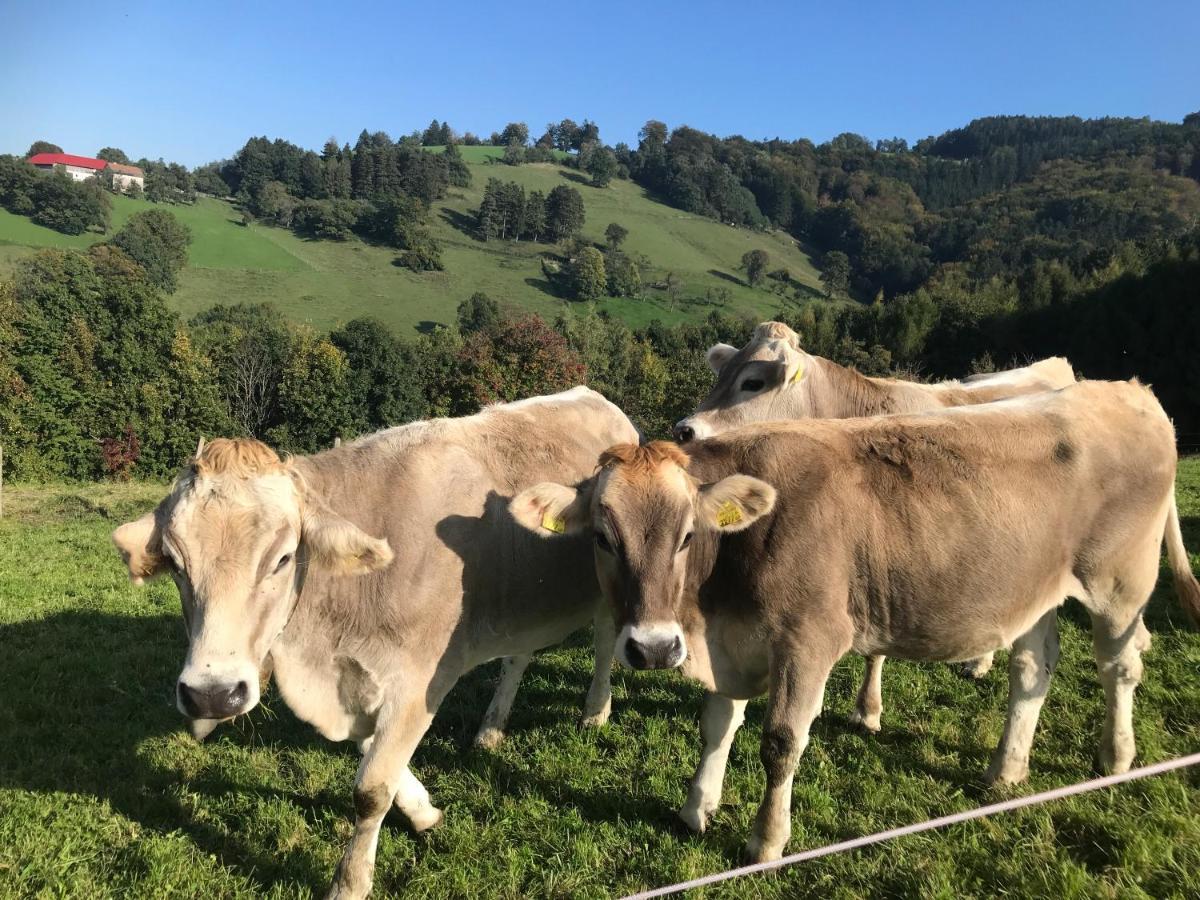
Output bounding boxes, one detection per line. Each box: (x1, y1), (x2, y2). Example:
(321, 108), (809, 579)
(0, 154), (823, 334)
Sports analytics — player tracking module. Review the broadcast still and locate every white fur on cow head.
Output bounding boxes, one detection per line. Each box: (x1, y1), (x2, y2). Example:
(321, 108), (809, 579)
(112, 438), (393, 726)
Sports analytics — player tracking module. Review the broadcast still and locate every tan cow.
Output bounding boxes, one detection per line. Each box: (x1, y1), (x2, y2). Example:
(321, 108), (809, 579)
(513, 381), (1200, 862)
(674, 321), (1077, 730)
(111, 386), (637, 900)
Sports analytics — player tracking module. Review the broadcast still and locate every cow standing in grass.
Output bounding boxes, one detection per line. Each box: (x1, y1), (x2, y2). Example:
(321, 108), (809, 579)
(514, 381), (1200, 861)
(673, 321), (1078, 731)
(111, 386), (637, 899)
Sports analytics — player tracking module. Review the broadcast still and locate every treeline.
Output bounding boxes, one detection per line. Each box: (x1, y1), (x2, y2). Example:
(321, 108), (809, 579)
(617, 114), (1200, 302)
(4, 227), (1199, 481)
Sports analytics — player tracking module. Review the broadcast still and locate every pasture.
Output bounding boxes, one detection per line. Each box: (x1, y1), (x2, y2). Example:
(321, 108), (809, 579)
(1, 468), (1198, 898)
(0, 156), (824, 337)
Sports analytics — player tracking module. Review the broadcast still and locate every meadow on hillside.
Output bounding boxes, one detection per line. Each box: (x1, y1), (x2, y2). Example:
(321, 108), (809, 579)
(0, 154), (823, 336)
(1, 467), (1198, 898)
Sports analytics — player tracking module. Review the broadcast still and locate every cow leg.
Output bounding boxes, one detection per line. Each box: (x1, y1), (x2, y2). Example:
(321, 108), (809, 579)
(745, 648), (839, 863)
(1093, 616), (1146, 775)
(986, 609), (1059, 786)
(848, 655), (884, 733)
(679, 693), (748, 833)
(582, 609), (616, 728)
(326, 689), (443, 900)
(473, 655), (533, 750)
(961, 652), (996, 679)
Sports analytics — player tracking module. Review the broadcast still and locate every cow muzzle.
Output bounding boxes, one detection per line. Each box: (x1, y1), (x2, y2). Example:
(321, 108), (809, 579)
(178, 678), (252, 719)
(672, 417), (712, 444)
(619, 623), (687, 670)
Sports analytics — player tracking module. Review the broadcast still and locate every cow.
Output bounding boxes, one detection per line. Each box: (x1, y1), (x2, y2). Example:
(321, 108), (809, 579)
(511, 381), (1200, 862)
(111, 386), (638, 899)
(673, 321), (1078, 731)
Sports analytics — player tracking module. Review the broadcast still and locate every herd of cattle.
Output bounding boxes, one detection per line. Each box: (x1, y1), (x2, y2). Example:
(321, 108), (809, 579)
(111, 321), (1200, 898)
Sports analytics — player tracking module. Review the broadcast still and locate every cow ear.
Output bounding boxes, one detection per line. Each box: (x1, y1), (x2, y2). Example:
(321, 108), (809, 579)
(697, 475), (776, 533)
(302, 506), (393, 576)
(706, 343), (738, 374)
(511, 482), (592, 537)
(112, 512), (168, 585)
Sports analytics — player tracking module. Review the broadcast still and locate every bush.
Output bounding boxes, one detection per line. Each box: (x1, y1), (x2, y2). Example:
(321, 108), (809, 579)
(109, 209), (192, 293)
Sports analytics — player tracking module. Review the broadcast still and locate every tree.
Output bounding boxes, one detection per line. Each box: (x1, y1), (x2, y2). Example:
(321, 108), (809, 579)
(570, 247), (608, 300)
(500, 122), (530, 147)
(422, 119), (444, 146)
(109, 209), (192, 293)
(546, 185), (585, 241)
(525, 191), (547, 242)
(502, 142), (525, 166)
(820, 250), (851, 297)
(330, 317), (426, 429)
(31, 172), (111, 235)
(97, 147), (130, 164)
(588, 148), (618, 187)
(443, 142), (471, 187)
(27, 141), (62, 156)
(457, 292), (502, 334)
(741, 249), (770, 287)
(604, 250), (641, 297)
(270, 329), (355, 452)
(605, 222), (629, 249)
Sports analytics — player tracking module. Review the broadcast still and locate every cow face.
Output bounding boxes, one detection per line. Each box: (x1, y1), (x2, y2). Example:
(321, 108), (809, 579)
(511, 442), (775, 671)
(112, 439), (392, 728)
(673, 322), (811, 443)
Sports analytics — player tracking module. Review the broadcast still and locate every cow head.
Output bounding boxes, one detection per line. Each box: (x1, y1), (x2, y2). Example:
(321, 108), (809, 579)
(510, 441), (775, 671)
(673, 321), (812, 442)
(112, 438), (392, 730)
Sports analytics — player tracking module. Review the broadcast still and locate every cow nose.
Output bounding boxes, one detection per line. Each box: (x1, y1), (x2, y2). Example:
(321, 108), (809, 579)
(673, 422), (695, 444)
(624, 634), (684, 670)
(178, 680), (249, 719)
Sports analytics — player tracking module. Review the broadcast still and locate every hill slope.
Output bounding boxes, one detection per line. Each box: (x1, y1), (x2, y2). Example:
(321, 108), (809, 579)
(0, 156), (823, 334)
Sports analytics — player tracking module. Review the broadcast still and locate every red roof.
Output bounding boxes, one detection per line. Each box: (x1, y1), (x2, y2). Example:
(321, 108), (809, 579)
(27, 152), (108, 171)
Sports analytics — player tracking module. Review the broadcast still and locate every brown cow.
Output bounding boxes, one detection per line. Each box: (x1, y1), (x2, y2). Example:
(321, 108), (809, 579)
(674, 321), (1078, 731)
(513, 381), (1200, 861)
(111, 387), (638, 899)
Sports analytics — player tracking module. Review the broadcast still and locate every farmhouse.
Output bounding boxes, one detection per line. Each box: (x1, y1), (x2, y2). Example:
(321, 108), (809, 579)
(26, 152), (145, 190)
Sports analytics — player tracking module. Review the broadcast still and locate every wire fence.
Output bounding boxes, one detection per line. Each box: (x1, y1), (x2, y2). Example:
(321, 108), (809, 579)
(621, 752), (1200, 899)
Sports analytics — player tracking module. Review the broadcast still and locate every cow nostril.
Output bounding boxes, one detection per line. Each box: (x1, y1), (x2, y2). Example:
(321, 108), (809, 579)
(669, 635), (682, 657)
(178, 681), (203, 718)
(227, 681), (249, 712)
(624, 638), (649, 670)
(674, 424), (695, 444)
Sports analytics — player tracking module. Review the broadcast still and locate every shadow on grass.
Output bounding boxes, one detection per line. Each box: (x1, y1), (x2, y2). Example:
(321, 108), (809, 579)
(438, 206), (478, 239)
(707, 268), (744, 287)
(557, 171), (591, 186)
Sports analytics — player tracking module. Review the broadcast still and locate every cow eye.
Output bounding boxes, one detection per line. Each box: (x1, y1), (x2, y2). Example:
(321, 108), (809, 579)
(740, 378), (765, 392)
(679, 532), (694, 551)
(595, 531), (613, 553)
(274, 554), (292, 573)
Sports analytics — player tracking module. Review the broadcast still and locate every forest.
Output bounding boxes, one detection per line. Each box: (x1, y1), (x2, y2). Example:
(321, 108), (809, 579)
(2, 113), (1199, 480)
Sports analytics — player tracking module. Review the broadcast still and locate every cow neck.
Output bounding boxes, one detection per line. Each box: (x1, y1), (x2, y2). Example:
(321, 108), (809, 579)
(810, 355), (910, 418)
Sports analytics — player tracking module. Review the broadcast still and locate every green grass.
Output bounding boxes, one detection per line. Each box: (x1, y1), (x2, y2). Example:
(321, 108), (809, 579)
(0, 159), (823, 336)
(2, 465), (1198, 898)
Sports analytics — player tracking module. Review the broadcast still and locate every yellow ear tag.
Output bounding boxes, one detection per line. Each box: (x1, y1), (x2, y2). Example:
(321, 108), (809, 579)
(541, 512), (566, 534)
(716, 500), (743, 528)
(790, 361), (804, 384)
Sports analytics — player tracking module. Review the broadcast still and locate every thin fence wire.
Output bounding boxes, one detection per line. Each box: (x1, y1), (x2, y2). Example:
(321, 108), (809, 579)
(622, 752), (1200, 899)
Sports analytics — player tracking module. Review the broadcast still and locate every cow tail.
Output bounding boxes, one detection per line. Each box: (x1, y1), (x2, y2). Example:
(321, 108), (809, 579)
(1165, 492), (1200, 627)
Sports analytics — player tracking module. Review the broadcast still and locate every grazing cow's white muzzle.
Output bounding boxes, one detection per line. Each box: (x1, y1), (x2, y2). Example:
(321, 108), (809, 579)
(618, 622), (687, 670)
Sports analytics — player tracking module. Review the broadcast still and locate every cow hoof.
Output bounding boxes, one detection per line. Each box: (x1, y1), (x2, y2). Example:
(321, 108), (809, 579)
(847, 709), (881, 734)
(580, 710), (611, 729)
(678, 805), (708, 834)
(985, 759), (1028, 787)
(473, 727), (505, 750)
(961, 655), (995, 679)
(410, 806), (444, 833)
(743, 837), (784, 865)
(1098, 747), (1134, 776)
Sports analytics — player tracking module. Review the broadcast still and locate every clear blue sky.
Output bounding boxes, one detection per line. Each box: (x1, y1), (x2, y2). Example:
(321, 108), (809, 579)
(1, 0), (1196, 167)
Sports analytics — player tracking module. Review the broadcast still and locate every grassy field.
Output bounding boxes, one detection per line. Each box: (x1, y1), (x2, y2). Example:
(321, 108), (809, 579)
(1, 466), (1198, 899)
(0, 156), (823, 336)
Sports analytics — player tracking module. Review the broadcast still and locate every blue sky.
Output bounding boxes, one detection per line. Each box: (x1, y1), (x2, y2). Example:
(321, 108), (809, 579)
(1, 0), (1196, 167)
